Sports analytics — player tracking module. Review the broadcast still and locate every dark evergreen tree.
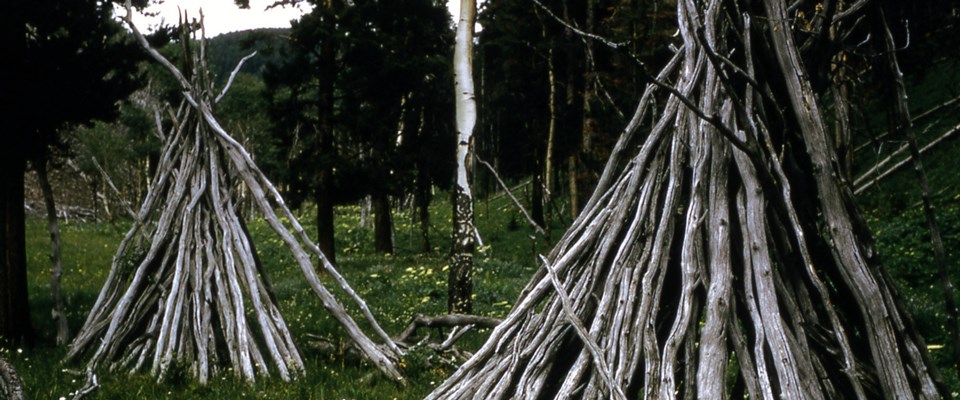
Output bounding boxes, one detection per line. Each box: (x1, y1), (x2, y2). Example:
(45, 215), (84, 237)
(0, 0), (142, 346)
(475, 0), (677, 226)
(263, 0), (342, 260)
(263, 0), (453, 257)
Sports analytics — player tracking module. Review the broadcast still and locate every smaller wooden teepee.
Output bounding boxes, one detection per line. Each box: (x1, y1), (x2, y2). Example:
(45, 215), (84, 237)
(66, 4), (402, 385)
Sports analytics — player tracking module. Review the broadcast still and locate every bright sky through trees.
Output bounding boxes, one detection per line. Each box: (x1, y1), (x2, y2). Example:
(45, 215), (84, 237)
(115, 0), (311, 37)
(118, 0), (464, 37)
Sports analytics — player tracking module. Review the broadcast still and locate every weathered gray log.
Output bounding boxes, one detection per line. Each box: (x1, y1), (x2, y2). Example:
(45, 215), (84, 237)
(854, 123), (960, 194)
(0, 354), (24, 400)
(396, 314), (501, 345)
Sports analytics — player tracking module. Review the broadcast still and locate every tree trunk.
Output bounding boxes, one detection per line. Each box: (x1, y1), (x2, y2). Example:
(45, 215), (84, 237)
(562, 1), (585, 220)
(427, 0), (947, 398)
(359, 195), (371, 229)
(37, 160), (70, 346)
(531, 170), (545, 228)
(578, 0), (599, 208)
(415, 165), (432, 254)
(315, 172), (335, 262)
(0, 0), (33, 349)
(0, 156), (33, 347)
(558, 0), (601, 219)
(314, 0), (340, 264)
(566, 154), (579, 220)
(450, 0), (478, 314)
(372, 194), (393, 254)
(872, 5), (960, 368)
(543, 43), (557, 240)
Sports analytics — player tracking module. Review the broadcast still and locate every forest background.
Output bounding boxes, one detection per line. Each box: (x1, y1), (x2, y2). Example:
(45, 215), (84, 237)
(2, 0), (960, 398)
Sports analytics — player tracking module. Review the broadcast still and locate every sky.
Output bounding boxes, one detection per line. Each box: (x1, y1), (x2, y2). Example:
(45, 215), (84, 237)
(122, 0), (463, 38)
(119, 0), (312, 37)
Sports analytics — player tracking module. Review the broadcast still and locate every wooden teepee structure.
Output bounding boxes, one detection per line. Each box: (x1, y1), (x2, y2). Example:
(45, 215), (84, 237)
(66, 5), (402, 385)
(427, 0), (948, 398)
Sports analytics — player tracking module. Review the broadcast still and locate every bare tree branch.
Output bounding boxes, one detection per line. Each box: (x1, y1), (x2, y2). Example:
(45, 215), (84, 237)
(396, 313), (501, 345)
(475, 156), (546, 237)
(854, 122), (960, 194)
(216, 51), (258, 103)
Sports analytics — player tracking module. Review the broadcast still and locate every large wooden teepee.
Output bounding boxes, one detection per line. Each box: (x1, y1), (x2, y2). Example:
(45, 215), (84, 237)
(427, 0), (948, 398)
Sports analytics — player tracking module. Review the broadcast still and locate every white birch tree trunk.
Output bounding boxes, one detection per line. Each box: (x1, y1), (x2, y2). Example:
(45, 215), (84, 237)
(449, 0), (478, 314)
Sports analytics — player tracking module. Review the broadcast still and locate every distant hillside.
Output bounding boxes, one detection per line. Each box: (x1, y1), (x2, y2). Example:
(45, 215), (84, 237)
(207, 28), (291, 84)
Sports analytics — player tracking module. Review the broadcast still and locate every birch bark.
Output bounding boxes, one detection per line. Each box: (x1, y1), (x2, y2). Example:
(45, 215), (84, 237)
(449, 0), (478, 314)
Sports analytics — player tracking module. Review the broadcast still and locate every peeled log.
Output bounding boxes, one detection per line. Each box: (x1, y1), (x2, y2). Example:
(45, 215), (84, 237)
(427, 0), (947, 398)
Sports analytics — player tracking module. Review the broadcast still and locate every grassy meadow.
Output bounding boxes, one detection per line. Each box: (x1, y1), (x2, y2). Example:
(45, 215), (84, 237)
(9, 178), (960, 398)
(14, 190), (561, 399)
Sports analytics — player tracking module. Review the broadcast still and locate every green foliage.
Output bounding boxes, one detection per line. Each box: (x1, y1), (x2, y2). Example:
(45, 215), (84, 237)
(869, 202), (960, 389)
(6, 1), (144, 163)
(474, 0), (678, 195)
(847, 44), (960, 393)
(24, 219), (127, 342)
(854, 58), (960, 215)
(206, 29), (291, 85)
(262, 0), (455, 207)
(69, 101), (159, 200)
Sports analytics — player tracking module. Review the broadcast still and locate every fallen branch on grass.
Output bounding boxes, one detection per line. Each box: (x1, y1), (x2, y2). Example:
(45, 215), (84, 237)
(396, 313), (501, 345)
(855, 121), (960, 194)
(306, 313), (502, 366)
(475, 156), (546, 237)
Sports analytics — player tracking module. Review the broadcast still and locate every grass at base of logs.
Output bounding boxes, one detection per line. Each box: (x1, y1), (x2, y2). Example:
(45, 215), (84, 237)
(14, 190), (555, 399)
(10, 189), (960, 397)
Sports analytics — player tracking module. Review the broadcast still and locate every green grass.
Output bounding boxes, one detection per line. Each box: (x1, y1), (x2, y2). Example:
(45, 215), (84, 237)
(11, 184), (960, 397)
(868, 201), (960, 390)
(12, 188), (560, 399)
(854, 55), (960, 391)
